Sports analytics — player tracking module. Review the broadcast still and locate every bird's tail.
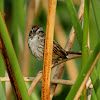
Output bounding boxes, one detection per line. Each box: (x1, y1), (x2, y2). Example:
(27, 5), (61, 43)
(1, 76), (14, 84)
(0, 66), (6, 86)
(66, 51), (82, 55)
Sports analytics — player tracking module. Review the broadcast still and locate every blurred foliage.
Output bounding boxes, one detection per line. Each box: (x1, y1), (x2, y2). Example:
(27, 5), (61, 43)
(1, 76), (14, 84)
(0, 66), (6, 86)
(0, 0), (99, 100)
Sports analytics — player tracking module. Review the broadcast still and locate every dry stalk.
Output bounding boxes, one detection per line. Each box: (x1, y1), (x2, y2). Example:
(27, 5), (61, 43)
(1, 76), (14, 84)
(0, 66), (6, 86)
(28, 0), (84, 98)
(0, 77), (93, 89)
(41, 0), (57, 100)
(50, 0), (84, 99)
(55, 17), (79, 81)
(27, 54), (81, 96)
(74, 52), (100, 100)
(28, 71), (43, 96)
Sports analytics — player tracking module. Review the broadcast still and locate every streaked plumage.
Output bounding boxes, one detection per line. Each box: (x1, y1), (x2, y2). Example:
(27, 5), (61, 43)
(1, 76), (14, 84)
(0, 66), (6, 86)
(28, 25), (68, 64)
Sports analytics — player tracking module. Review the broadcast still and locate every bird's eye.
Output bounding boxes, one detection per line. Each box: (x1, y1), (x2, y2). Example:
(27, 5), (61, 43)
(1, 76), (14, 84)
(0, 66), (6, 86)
(29, 30), (33, 36)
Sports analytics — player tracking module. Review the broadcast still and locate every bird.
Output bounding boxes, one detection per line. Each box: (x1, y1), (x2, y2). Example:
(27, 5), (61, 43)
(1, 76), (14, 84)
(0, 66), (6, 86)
(28, 25), (81, 64)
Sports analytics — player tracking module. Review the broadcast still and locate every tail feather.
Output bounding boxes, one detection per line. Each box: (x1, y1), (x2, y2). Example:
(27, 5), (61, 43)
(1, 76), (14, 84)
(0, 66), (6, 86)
(66, 51), (82, 55)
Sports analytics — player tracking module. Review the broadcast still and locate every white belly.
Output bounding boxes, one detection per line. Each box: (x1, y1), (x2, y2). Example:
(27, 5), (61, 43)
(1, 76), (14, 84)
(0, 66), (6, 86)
(28, 36), (44, 61)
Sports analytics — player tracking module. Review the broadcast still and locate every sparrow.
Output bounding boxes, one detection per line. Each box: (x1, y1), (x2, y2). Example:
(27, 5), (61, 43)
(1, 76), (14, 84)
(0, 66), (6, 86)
(28, 25), (81, 64)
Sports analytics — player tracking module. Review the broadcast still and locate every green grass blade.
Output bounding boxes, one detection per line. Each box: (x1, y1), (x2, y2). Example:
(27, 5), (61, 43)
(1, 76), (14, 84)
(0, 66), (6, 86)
(0, 52), (5, 89)
(0, 11), (29, 100)
(11, 0), (19, 59)
(0, 81), (6, 100)
(91, 88), (97, 100)
(90, 0), (100, 98)
(0, 0), (5, 89)
(65, 0), (83, 49)
(97, 58), (100, 78)
(66, 41), (100, 100)
(0, 0), (4, 14)
(82, 0), (90, 67)
(81, 0), (90, 99)
(16, 0), (26, 38)
(91, 0), (100, 36)
(91, 67), (100, 100)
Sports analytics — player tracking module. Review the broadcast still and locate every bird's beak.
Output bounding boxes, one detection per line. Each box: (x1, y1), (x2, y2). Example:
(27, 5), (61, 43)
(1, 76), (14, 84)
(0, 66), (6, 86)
(34, 33), (38, 36)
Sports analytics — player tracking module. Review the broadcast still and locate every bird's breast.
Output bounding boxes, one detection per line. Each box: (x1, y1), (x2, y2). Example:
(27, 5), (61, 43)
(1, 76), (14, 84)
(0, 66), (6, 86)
(28, 37), (44, 61)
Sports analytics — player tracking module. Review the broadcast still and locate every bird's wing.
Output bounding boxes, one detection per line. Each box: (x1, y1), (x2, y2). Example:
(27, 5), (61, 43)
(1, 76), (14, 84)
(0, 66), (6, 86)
(53, 40), (68, 58)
